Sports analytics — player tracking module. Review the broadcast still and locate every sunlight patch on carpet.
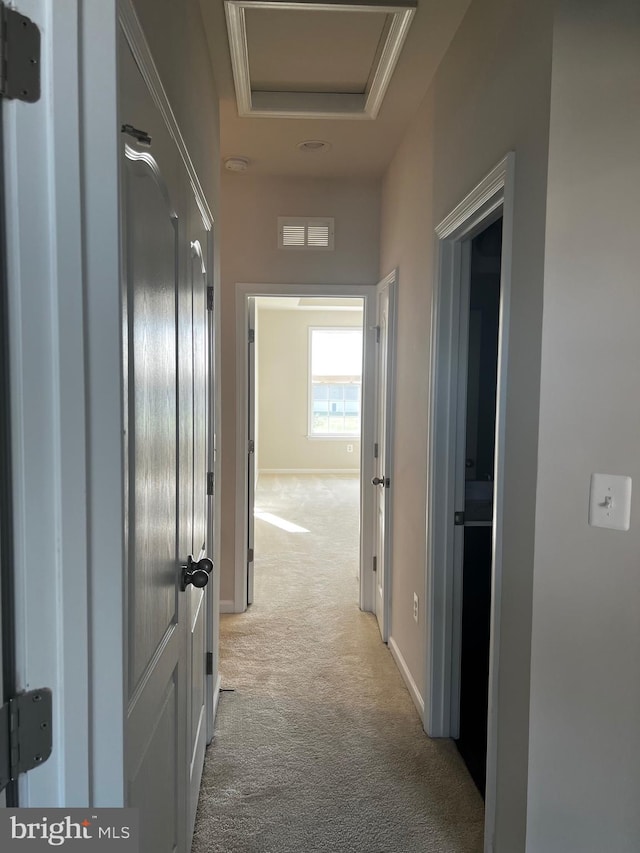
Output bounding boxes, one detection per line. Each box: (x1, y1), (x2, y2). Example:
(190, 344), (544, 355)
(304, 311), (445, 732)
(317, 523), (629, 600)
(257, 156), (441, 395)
(254, 509), (310, 533)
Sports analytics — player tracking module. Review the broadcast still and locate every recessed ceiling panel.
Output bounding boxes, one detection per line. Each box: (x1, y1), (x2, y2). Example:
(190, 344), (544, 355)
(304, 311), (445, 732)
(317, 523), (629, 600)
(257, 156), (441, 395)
(224, 0), (416, 119)
(245, 9), (388, 95)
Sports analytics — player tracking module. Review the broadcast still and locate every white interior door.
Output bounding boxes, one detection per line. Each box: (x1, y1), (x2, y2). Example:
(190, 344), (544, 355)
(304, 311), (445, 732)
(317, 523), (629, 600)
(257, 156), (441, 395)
(246, 297), (256, 607)
(0, 106), (7, 808)
(373, 273), (396, 641)
(120, 37), (209, 853)
(186, 227), (209, 839)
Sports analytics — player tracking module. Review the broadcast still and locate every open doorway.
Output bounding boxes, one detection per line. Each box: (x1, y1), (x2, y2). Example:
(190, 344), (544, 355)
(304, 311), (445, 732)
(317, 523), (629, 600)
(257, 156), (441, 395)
(426, 154), (515, 848)
(234, 279), (396, 624)
(455, 217), (502, 794)
(249, 296), (364, 610)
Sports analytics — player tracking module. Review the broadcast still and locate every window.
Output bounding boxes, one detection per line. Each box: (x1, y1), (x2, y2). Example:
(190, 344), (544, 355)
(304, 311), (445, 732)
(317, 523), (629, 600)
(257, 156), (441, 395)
(309, 327), (362, 437)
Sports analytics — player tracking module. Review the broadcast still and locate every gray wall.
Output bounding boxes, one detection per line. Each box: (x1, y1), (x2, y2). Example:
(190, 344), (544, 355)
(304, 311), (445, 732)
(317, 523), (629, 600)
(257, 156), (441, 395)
(527, 3), (640, 851)
(132, 0), (220, 208)
(379, 0), (554, 848)
(256, 307), (363, 472)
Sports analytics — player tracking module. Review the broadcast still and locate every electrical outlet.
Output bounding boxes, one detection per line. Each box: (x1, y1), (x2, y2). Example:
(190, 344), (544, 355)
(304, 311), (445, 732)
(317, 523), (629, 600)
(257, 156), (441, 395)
(346, 444), (353, 453)
(413, 593), (419, 623)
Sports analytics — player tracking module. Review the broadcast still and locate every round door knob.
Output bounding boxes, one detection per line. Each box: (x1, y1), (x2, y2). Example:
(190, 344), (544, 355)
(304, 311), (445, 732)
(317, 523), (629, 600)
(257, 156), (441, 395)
(180, 555), (214, 590)
(188, 569), (210, 589)
(372, 477), (385, 486)
(196, 557), (213, 574)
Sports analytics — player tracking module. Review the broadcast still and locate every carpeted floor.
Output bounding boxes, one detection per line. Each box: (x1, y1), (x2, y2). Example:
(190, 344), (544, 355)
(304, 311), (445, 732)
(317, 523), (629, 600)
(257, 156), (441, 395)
(193, 474), (484, 853)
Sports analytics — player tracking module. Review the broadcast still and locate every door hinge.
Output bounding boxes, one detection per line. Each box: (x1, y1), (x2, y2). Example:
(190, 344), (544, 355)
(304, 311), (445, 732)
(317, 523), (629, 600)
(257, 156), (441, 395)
(0, 3), (40, 103)
(206, 652), (214, 676)
(375, 325), (380, 343)
(372, 555), (377, 573)
(454, 511), (465, 526)
(120, 123), (152, 147)
(374, 442), (379, 459)
(207, 471), (214, 495)
(248, 439), (255, 454)
(248, 329), (255, 344)
(207, 286), (214, 312)
(0, 688), (53, 794)
(247, 548), (254, 564)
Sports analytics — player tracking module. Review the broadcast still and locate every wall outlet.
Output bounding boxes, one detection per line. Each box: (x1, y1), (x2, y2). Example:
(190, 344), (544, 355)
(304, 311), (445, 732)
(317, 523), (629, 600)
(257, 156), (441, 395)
(413, 593), (419, 623)
(346, 444), (354, 453)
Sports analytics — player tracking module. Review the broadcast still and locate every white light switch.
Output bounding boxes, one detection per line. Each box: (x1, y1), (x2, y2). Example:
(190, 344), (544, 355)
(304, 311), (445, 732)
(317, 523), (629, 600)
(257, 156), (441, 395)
(589, 474), (632, 531)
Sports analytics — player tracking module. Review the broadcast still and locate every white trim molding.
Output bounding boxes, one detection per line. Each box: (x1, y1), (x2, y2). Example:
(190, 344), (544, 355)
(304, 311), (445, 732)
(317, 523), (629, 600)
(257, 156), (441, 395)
(234, 282), (377, 615)
(389, 637), (425, 721)
(425, 153), (515, 853)
(224, 0), (416, 120)
(118, 0), (214, 228)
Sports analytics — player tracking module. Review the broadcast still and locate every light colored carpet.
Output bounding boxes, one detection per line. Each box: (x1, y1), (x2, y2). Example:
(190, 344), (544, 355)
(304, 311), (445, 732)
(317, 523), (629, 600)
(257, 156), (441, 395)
(193, 474), (484, 853)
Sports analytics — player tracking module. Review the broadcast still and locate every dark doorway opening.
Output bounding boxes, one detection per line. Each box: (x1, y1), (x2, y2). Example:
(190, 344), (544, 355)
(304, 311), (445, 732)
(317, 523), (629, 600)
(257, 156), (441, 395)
(455, 216), (502, 796)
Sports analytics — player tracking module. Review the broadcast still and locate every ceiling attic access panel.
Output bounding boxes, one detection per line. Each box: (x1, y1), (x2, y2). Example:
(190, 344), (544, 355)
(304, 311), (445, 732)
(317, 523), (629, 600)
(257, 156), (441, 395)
(224, 0), (416, 119)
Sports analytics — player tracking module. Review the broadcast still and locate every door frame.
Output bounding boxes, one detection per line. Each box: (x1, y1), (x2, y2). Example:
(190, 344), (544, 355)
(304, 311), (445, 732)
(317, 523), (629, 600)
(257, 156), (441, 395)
(425, 153), (515, 846)
(372, 270), (397, 643)
(233, 282), (377, 614)
(2, 0), (220, 809)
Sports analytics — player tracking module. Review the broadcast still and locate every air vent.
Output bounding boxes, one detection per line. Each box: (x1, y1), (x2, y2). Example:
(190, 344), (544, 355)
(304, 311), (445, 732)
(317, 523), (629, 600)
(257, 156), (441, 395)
(278, 217), (334, 251)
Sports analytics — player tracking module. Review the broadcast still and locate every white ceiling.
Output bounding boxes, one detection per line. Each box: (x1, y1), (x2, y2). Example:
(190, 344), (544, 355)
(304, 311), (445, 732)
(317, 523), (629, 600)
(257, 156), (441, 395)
(245, 9), (386, 94)
(199, 0), (472, 178)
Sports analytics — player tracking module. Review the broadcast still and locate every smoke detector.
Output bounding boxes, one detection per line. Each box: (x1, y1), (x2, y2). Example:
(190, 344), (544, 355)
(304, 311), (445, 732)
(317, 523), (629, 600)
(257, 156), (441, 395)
(224, 156), (249, 172)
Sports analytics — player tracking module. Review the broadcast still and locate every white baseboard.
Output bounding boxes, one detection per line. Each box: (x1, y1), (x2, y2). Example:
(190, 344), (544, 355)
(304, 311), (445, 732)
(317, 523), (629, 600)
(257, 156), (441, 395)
(219, 599), (236, 613)
(389, 635), (425, 722)
(258, 468), (360, 475)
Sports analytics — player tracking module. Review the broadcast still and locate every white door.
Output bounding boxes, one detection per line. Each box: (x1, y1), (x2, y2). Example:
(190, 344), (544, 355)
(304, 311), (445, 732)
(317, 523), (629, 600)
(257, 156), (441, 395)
(246, 298), (256, 606)
(0, 556), (4, 809)
(120, 38), (210, 853)
(0, 107), (7, 808)
(373, 273), (396, 641)
(186, 228), (209, 839)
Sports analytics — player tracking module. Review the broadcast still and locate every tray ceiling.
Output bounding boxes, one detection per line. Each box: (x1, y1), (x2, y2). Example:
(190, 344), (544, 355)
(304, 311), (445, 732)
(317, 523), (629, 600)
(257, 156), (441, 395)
(224, 0), (416, 119)
(200, 0), (474, 177)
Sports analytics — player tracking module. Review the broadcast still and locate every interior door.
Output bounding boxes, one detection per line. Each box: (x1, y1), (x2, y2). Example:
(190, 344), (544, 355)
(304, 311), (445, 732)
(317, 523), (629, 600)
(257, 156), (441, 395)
(0, 103), (6, 809)
(373, 274), (396, 641)
(186, 227), (209, 839)
(246, 297), (256, 607)
(120, 38), (203, 853)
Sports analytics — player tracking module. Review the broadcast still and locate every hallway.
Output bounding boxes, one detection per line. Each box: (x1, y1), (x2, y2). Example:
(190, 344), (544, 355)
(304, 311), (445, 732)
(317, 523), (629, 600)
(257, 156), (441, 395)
(193, 475), (484, 853)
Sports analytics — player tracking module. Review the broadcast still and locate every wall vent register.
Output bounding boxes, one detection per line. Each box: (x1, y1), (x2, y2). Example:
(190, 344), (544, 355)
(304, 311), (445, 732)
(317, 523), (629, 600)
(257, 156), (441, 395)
(278, 217), (334, 250)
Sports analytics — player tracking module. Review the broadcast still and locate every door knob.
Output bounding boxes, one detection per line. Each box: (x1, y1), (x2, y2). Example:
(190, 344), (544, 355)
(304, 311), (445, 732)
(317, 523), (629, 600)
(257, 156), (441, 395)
(180, 555), (214, 591)
(372, 476), (389, 487)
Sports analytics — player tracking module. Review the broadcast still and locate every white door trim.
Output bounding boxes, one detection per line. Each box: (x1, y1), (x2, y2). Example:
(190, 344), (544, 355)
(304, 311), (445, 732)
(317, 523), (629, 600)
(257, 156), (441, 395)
(4, 0), (104, 806)
(425, 153), (515, 850)
(373, 269), (397, 643)
(234, 282), (377, 614)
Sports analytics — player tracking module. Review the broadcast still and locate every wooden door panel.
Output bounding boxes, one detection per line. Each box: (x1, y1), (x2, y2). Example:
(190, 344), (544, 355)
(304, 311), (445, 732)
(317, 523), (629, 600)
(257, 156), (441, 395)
(120, 35), (211, 853)
(129, 671), (179, 853)
(191, 237), (208, 557)
(120, 38), (187, 853)
(125, 158), (179, 688)
(187, 216), (209, 838)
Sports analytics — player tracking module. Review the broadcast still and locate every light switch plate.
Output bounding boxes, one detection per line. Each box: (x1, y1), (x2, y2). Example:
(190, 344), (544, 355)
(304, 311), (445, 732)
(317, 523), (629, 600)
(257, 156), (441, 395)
(589, 473), (632, 531)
